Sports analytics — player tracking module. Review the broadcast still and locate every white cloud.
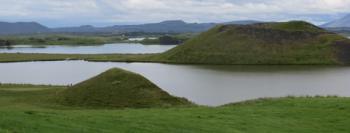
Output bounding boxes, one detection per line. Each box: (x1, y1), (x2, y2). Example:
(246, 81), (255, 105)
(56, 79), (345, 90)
(0, 0), (100, 18)
(0, 0), (349, 26)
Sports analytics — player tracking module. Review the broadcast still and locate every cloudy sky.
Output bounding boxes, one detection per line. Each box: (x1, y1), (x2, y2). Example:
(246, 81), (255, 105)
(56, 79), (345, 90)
(0, 0), (349, 27)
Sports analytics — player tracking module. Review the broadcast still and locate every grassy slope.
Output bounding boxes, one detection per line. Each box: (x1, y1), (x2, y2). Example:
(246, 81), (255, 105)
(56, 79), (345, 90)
(160, 21), (350, 65)
(0, 84), (349, 133)
(57, 68), (190, 108)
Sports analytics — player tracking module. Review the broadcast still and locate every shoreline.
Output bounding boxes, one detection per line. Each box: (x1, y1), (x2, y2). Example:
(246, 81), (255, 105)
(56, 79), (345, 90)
(0, 53), (343, 65)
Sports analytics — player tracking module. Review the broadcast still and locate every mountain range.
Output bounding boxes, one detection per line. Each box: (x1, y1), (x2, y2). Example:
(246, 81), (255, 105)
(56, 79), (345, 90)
(0, 22), (49, 34)
(0, 20), (261, 35)
(322, 14), (350, 28)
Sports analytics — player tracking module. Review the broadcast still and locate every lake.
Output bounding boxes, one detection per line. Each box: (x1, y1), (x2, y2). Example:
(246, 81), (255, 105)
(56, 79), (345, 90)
(128, 37), (157, 41)
(0, 43), (176, 54)
(1, 61), (350, 106)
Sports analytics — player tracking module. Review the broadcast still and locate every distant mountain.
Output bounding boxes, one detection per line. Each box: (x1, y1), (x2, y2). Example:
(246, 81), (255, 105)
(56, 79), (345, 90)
(322, 14), (350, 28)
(52, 25), (101, 33)
(0, 20), (263, 35)
(105, 20), (216, 33)
(0, 22), (50, 35)
(223, 20), (262, 25)
(51, 20), (216, 33)
(52, 20), (262, 33)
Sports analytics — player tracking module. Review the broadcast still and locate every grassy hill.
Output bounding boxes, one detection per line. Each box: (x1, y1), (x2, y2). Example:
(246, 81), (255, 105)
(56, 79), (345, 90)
(56, 68), (191, 108)
(159, 21), (350, 65)
(0, 84), (349, 132)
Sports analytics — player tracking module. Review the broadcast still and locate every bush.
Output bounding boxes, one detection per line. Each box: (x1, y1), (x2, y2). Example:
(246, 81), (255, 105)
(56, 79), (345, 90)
(0, 39), (13, 47)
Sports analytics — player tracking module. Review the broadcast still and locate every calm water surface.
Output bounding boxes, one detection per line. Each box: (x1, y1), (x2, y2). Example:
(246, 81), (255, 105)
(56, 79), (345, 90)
(1, 61), (350, 106)
(0, 43), (175, 54)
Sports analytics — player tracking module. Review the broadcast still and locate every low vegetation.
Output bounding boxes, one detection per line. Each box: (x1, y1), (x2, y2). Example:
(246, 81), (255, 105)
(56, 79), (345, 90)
(0, 32), (195, 46)
(325, 27), (350, 37)
(0, 84), (349, 132)
(140, 35), (190, 45)
(0, 40), (13, 47)
(0, 35), (126, 45)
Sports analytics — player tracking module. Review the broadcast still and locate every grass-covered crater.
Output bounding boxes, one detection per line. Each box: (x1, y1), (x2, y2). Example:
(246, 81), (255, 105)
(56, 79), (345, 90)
(159, 21), (350, 64)
(55, 68), (191, 108)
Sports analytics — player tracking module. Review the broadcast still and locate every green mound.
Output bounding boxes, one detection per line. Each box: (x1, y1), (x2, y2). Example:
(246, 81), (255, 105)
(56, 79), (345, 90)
(258, 21), (325, 32)
(57, 68), (191, 108)
(160, 21), (350, 65)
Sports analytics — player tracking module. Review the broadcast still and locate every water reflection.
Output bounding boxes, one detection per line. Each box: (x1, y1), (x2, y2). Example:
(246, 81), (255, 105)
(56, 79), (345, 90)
(0, 43), (176, 54)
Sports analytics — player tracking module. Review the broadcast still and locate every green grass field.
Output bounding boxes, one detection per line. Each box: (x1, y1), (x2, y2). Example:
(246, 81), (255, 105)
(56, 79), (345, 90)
(0, 84), (349, 133)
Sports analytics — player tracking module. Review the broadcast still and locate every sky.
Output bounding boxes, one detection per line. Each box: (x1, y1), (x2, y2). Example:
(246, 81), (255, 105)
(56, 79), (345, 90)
(0, 0), (349, 27)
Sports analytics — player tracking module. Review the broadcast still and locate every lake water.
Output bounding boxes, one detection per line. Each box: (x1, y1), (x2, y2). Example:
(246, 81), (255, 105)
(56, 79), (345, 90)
(128, 37), (157, 41)
(0, 43), (175, 54)
(1, 61), (350, 106)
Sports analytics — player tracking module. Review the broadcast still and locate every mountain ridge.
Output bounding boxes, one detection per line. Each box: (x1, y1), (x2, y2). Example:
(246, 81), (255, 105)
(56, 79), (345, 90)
(322, 14), (350, 28)
(0, 20), (262, 35)
(0, 21), (50, 35)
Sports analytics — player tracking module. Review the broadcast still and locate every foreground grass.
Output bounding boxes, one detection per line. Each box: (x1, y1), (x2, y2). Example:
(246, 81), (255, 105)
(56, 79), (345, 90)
(0, 84), (349, 133)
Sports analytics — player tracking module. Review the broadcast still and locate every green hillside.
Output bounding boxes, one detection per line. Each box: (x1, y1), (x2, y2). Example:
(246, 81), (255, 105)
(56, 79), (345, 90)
(56, 68), (191, 108)
(159, 21), (350, 65)
(0, 84), (349, 132)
